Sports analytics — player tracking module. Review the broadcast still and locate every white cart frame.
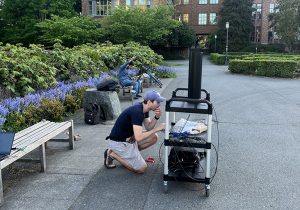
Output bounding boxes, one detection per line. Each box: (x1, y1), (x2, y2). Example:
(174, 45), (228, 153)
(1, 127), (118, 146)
(163, 88), (213, 197)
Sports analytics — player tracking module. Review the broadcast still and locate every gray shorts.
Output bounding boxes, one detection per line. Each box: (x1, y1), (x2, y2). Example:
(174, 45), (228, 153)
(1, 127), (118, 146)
(108, 140), (146, 171)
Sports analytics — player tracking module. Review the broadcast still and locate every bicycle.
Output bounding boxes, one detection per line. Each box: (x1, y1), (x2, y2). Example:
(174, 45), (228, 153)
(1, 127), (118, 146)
(136, 65), (163, 88)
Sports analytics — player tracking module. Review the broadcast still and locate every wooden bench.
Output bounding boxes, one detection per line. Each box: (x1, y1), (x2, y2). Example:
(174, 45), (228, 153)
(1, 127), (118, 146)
(116, 85), (134, 103)
(0, 120), (74, 205)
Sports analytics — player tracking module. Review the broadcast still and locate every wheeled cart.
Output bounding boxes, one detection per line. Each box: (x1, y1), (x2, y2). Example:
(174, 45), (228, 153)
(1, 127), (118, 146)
(163, 88), (213, 197)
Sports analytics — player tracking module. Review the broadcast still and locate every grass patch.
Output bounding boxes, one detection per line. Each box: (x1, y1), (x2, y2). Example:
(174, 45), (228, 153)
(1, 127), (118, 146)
(160, 61), (183, 67)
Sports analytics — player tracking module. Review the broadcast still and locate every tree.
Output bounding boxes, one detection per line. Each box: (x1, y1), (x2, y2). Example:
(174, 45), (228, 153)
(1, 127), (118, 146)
(101, 6), (180, 45)
(270, 0), (300, 52)
(151, 23), (196, 47)
(36, 16), (105, 47)
(0, 0), (78, 45)
(211, 0), (253, 52)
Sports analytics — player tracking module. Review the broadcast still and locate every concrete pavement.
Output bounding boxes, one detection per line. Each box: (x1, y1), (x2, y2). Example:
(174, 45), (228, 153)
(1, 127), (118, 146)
(1, 56), (300, 209)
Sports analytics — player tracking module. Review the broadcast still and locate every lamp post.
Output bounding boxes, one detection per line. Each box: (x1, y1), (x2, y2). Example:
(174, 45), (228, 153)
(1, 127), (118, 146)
(214, 34), (217, 52)
(225, 22), (229, 65)
(254, 10), (258, 53)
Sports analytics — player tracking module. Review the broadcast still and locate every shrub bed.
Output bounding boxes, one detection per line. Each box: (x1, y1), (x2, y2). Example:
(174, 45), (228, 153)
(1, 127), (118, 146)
(0, 74), (109, 131)
(0, 42), (163, 97)
(211, 52), (299, 78)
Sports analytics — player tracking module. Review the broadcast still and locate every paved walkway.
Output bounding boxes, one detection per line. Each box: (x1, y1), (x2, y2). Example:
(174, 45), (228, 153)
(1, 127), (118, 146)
(1, 56), (300, 209)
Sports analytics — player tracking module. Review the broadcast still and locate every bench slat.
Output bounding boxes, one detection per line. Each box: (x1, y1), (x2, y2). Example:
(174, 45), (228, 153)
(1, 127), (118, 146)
(12, 122), (71, 152)
(14, 120), (52, 138)
(1, 121), (72, 169)
(13, 121), (57, 144)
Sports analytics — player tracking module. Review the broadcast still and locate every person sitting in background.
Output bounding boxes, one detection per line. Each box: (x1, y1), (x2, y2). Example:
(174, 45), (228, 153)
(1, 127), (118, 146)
(117, 56), (141, 99)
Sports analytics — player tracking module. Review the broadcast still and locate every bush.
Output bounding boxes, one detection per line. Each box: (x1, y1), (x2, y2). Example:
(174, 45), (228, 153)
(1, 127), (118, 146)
(36, 16), (105, 47)
(23, 105), (43, 126)
(2, 112), (26, 132)
(153, 66), (176, 78)
(71, 86), (89, 108)
(229, 60), (256, 74)
(64, 95), (81, 114)
(256, 60), (297, 78)
(39, 99), (65, 122)
(210, 53), (226, 65)
(0, 42), (163, 96)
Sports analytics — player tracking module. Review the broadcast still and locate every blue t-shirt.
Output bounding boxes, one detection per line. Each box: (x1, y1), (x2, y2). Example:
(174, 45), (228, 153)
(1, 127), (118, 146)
(109, 103), (149, 142)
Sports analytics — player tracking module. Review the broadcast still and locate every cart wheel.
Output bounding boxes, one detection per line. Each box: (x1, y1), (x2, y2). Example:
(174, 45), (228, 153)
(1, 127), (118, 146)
(205, 189), (210, 197)
(164, 185), (168, 193)
(205, 185), (210, 197)
(163, 181), (168, 193)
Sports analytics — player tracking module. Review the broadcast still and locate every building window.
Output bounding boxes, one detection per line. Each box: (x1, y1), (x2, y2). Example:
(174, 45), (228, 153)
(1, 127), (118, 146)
(183, 14), (189, 23)
(270, 3), (279, 13)
(89, 0), (112, 16)
(209, 13), (217, 25)
(199, 0), (207, 4)
(126, 0), (131, 6)
(269, 3), (275, 13)
(210, 0), (218, 4)
(113, 0), (119, 6)
(183, 0), (189, 4)
(198, 13), (207, 25)
(89, 1), (93, 15)
(134, 0), (145, 5)
(252, 3), (262, 19)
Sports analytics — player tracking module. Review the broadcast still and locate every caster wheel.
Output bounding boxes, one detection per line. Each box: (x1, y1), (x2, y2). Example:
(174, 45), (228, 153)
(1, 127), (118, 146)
(163, 182), (168, 194)
(205, 189), (210, 197)
(164, 185), (168, 193)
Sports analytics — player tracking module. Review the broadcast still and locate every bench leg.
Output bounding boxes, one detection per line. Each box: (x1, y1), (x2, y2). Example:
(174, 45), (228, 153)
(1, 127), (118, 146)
(0, 167), (3, 206)
(69, 120), (74, 150)
(39, 144), (46, 172)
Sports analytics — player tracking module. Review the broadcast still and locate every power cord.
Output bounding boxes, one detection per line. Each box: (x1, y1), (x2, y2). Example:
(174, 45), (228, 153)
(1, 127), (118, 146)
(158, 107), (220, 191)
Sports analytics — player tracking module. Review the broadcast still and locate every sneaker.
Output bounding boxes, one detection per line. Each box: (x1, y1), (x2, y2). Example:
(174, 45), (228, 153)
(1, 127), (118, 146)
(136, 94), (142, 98)
(104, 149), (116, 169)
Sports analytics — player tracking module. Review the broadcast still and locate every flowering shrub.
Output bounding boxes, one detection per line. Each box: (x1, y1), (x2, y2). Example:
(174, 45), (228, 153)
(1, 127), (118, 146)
(0, 73), (110, 131)
(110, 66), (176, 80)
(0, 42), (163, 96)
(153, 66), (177, 78)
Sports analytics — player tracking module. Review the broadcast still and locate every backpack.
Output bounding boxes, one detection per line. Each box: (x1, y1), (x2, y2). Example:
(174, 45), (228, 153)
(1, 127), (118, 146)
(96, 79), (118, 91)
(84, 103), (106, 125)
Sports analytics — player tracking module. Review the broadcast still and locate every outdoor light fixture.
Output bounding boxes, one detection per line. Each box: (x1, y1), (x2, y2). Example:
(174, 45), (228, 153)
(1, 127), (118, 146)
(214, 34), (217, 52)
(225, 22), (229, 65)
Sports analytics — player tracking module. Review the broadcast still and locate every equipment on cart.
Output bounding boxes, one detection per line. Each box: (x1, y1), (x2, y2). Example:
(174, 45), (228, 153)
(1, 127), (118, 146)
(168, 147), (200, 173)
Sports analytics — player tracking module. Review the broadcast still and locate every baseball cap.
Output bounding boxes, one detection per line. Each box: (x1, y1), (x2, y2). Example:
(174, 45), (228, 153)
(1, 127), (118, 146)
(143, 90), (166, 103)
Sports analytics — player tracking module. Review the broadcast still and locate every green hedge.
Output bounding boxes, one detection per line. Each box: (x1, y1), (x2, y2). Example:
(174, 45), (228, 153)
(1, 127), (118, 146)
(229, 60), (297, 78)
(229, 60), (256, 74)
(256, 60), (297, 78)
(210, 53), (226, 65)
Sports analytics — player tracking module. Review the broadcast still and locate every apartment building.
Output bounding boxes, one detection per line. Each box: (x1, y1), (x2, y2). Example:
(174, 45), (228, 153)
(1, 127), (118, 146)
(252, 0), (278, 44)
(81, 0), (279, 44)
(175, 0), (222, 35)
(81, 0), (170, 16)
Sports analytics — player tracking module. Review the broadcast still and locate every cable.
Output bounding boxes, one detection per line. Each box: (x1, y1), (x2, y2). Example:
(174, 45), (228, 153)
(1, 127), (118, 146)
(162, 108), (220, 191)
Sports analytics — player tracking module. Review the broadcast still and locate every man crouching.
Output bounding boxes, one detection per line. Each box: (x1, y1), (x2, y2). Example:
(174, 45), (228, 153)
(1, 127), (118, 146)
(104, 90), (165, 173)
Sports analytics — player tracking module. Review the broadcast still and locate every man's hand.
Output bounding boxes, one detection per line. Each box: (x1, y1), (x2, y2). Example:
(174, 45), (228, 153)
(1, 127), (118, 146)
(127, 135), (136, 143)
(154, 107), (161, 119)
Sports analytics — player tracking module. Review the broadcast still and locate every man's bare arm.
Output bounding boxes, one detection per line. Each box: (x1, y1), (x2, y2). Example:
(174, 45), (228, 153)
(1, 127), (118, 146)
(133, 123), (165, 142)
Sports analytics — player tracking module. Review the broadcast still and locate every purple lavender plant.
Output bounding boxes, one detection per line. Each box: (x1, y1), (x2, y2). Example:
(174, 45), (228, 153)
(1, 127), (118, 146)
(153, 66), (177, 78)
(0, 73), (110, 129)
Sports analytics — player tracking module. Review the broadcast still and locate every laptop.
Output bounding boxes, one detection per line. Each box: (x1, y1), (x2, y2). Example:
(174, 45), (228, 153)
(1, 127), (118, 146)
(0, 132), (15, 161)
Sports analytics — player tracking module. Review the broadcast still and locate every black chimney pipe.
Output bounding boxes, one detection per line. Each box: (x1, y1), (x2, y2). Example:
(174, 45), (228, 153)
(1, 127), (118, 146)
(188, 49), (203, 99)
